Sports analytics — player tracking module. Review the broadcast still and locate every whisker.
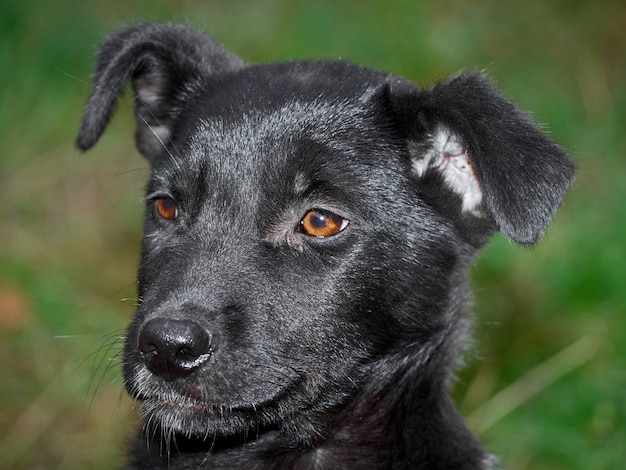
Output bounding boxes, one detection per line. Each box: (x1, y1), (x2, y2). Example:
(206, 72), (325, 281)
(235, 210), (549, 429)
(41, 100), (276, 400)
(83, 332), (127, 411)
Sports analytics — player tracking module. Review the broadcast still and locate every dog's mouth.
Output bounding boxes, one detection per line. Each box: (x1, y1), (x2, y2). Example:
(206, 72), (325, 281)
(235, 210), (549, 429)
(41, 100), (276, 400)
(131, 375), (306, 437)
(140, 395), (230, 418)
(136, 385), (289, 417)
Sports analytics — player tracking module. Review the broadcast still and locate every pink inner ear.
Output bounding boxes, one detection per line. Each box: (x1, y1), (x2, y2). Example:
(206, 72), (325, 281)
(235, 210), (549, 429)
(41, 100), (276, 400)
(412, 128), (484, 215)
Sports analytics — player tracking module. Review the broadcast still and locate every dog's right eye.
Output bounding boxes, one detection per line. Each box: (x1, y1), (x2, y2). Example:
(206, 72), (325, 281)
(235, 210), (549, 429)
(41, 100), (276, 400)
(154, 196), (178, 220)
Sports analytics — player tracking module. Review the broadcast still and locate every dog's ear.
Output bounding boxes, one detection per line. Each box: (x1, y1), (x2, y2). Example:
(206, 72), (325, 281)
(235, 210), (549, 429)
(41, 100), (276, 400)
(387, 72), (575, 245)
(76, 22), (243, 159)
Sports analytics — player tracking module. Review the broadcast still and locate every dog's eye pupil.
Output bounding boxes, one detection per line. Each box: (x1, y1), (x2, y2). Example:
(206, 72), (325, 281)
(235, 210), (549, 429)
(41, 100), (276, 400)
(300, 209), (347, 238)
(155, 196), (178, 220)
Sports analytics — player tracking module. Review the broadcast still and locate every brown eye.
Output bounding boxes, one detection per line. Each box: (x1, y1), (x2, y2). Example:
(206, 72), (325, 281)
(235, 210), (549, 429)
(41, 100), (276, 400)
(300, 209), (348, 238)
(155, 196), (178, 220)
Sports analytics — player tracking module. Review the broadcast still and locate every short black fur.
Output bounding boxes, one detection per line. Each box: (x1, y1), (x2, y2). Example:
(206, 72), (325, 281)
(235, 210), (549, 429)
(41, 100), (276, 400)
(77, 22), (575, 469)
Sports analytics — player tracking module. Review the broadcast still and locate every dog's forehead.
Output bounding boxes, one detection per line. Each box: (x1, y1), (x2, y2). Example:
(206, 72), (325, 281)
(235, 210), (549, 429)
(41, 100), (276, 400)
(177, 101), (382, 209)
(187, 61), (386, 139)
(152, 61), (408, 214)
(177, 63), (395, 176)
(189, 99), (367, 159)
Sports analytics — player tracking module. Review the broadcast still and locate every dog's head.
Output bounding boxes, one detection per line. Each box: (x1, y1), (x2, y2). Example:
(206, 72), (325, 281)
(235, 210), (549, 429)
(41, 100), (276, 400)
(78, 23), (574, 442)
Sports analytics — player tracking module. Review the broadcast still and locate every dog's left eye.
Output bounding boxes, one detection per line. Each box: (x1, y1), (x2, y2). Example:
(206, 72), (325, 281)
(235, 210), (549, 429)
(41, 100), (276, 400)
(300, 209), (349, 238)
(154, 196), (178, 220)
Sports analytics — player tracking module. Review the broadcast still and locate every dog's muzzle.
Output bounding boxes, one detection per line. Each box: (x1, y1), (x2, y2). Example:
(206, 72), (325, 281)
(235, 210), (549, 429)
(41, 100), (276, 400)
(137, 318), (212, 381)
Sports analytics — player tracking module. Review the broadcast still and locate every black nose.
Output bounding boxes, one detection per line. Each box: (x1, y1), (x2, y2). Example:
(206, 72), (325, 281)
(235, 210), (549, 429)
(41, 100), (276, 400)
(138, 318), (212, 381)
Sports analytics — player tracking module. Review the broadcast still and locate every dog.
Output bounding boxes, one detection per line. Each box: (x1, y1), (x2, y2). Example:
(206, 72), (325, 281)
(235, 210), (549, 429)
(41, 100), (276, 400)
(76, 22), (574, 469)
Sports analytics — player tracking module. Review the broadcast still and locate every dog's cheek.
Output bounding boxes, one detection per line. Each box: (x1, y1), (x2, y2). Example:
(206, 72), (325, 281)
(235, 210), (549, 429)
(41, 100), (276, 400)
(277, 242), (398, 350)
(268, 258), (396, 380)
(346, 219), (461, 335)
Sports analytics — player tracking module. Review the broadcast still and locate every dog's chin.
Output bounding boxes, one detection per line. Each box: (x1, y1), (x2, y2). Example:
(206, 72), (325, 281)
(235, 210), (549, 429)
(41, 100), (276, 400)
(132, 380), (305, 439)
(139, 396), (264, 437)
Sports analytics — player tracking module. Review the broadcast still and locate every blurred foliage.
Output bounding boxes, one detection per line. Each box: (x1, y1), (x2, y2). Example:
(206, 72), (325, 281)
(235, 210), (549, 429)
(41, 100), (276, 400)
(1, 0), (624, 468)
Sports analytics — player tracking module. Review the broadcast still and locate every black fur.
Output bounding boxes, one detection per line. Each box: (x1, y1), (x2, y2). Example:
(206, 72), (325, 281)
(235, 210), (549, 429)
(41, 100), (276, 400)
(77, 22), (574, 469)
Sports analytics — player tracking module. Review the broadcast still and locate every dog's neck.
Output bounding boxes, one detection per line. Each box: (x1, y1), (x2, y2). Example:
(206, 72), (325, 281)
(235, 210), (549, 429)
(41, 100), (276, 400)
(289, 349), (491, 469)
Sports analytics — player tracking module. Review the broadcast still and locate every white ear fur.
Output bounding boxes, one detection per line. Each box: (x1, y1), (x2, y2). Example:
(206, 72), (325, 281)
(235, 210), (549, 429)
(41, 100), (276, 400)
(412, 127), (483, 215)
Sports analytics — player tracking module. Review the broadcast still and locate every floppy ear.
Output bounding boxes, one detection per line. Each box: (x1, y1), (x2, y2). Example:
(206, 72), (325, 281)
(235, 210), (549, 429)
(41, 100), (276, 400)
(76, 22), (243, 160)
(388, 72), (575, 245)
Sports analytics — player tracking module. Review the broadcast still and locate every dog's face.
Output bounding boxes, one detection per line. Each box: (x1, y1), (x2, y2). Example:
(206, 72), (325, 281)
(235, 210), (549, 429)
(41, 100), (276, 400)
(77, 23), (574, 450)
(125, 64), (464, 437)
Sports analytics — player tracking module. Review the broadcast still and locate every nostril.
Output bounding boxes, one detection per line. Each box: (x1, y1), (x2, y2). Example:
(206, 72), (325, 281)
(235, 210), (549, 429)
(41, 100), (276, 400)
(138, 318), (212, 381)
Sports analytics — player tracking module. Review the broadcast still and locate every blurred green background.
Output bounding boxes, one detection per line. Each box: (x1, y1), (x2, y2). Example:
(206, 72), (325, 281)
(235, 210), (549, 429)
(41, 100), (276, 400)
(1, 0), (624, 468)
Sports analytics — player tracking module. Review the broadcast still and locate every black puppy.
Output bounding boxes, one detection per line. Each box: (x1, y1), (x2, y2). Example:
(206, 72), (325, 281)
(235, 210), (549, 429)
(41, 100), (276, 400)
(77, 22), (574, 469)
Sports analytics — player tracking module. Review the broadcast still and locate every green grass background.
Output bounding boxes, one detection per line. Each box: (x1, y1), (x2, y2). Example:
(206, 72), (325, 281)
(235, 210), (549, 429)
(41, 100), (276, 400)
(1, 0), (624, 468)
